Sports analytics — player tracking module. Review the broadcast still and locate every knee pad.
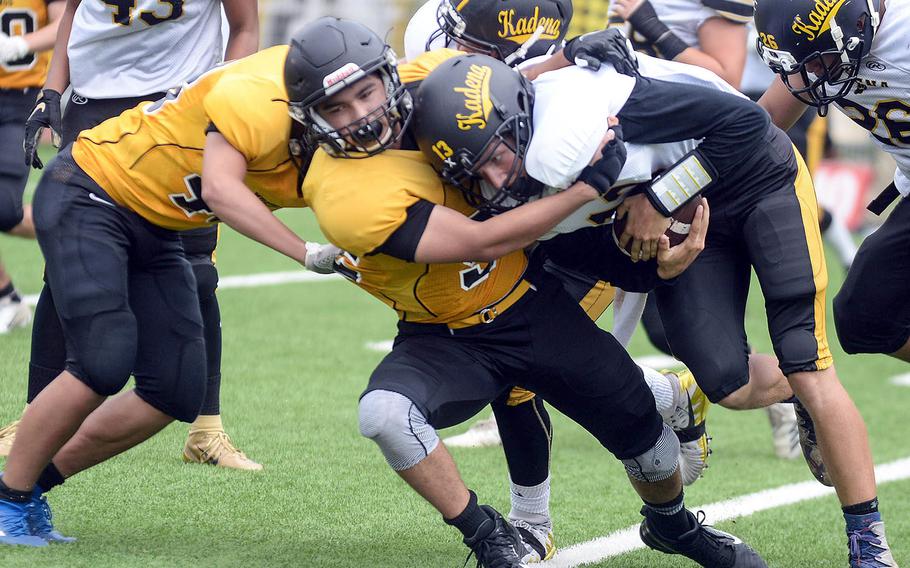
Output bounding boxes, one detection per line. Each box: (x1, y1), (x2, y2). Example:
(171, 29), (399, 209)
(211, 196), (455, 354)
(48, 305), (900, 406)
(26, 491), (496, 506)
(75, 311), (137, 396)
(622, 423), (680, 483)
(190, 261), (218, 301)
(358, 390), (439, 471)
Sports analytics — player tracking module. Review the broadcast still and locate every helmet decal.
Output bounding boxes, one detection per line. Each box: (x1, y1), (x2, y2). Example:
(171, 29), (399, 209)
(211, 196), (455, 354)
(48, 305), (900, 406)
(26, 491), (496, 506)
(498, 7), (563, 44)
(454, 63), (494, 130)
(791, 0), (848, 41)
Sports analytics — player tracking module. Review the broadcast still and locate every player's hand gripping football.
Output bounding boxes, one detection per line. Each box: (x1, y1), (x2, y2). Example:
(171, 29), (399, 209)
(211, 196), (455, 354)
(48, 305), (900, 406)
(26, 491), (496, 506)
(23, 89), (63, 169)
(655, 198), (709, 279)
(615, 192), (672, 262)
(304, 241), (342, 274)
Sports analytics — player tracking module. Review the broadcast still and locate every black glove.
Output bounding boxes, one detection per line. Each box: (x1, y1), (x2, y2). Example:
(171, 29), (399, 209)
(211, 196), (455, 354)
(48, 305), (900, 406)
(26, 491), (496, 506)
(23, 89), (63, 169)
(563, 29), (639, 76)
(577, 126), (628, 197)
(627, 0), (689, 61)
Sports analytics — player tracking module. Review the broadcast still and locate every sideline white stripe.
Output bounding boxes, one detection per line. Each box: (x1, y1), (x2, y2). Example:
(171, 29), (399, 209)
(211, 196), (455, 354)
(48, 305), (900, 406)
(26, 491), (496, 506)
(545, 457), (910, 567)
(22, 270), (341, 306)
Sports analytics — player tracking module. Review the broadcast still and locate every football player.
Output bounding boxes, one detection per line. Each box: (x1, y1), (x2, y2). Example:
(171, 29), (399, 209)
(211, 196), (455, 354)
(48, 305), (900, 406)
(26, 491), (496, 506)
(290, 18), (766, 568)
(754, 0), (906, 565)
(0, 37), (344, 546)
(0, 0), (64, 334)
(417, 30), (896, 567)
(0, 0), (263, 471)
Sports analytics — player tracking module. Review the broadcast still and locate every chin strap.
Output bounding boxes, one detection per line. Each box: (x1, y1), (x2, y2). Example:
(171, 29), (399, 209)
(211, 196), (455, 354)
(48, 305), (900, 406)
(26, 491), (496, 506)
(503, 24), (546, 66)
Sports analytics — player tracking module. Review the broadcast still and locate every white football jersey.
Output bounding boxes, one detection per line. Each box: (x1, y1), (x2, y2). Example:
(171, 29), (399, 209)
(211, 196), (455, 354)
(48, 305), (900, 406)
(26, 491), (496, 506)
(615, 0), (752, 51)
(830, 1), (910, 196)
(525, 53), (741, 240)
(68, 0), (224, 98)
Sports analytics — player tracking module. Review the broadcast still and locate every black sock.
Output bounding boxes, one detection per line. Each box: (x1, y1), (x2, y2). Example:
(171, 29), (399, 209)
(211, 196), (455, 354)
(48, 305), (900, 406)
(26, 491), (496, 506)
(644, 491), (691, 537)
(36, 462), (65, 493)
(843, 497), (879, 516)
(0, 282), (19, 302)
(493, 394), (551, 487)
(444, 491), (491, 539)
(0, 476), (32, 503)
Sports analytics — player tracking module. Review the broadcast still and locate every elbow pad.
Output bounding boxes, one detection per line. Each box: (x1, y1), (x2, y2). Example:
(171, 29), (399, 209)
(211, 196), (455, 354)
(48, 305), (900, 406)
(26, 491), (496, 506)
(643, 149), (716, 217)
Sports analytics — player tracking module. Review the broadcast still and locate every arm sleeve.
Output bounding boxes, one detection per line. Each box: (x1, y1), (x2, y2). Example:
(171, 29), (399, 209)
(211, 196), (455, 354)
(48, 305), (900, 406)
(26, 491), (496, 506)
(374, 199), (435, 261)
(618, 76), (771, 189)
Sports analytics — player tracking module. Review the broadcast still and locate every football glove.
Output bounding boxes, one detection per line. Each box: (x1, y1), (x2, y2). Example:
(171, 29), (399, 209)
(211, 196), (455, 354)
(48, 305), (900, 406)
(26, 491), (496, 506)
(23, 89), (63, 169)
(0, 32), (29, 64)
(304, 242), (342, 274)
(577, 126), (628, 197)
(563, 29), (639, 76)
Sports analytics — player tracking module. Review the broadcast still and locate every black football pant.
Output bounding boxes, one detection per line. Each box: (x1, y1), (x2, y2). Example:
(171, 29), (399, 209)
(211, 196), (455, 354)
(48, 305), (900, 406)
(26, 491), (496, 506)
(27, 92), (224, 417)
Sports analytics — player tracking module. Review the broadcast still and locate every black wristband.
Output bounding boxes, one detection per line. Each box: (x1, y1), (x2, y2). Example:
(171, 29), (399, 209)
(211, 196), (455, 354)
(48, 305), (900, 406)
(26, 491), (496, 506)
(628, 0), (688, 60)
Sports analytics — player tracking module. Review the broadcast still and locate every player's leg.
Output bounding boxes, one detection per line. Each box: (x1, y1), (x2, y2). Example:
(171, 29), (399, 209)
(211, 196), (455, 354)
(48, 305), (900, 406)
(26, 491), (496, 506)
(640, 294), (672, 356)
(0, 90), (38, 335)
(358, 332), (532, 566)
(0, 154), (140, 546)
(748, 159), (895, 566)
(179, 227), (261, 471)
(490, 391), (555, 562)
(655, 232), (793, 410)
(834, 196), (910, 363)
(523, 280), (767, 567)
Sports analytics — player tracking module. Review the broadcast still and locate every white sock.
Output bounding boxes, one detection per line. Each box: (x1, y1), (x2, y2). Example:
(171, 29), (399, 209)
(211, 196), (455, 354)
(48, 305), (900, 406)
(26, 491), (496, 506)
(509, 476), (551, 525)
(641, 365), (677, 421)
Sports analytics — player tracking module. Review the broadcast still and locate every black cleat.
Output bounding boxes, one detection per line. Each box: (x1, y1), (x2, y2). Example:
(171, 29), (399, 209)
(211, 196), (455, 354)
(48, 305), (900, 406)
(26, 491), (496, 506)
(640, 509), (768, 567)
(462, 505), (529, 568)
(793, 399), (833, 486)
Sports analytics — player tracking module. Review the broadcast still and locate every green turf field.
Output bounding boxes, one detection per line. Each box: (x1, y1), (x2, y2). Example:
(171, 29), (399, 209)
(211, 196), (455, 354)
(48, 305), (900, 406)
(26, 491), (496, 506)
(0, 155), (907, 567)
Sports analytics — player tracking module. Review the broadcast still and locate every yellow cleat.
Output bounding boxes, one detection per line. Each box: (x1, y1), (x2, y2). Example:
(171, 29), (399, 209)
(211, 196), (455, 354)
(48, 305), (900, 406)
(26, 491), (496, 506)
(662, 368), (711, 486)
(183, 429), (263, 471)
(0, 419), (20, 457)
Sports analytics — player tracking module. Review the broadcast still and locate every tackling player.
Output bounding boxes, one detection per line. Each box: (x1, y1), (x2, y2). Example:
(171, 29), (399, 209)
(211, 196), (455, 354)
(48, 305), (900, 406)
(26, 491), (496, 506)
(0, 0), (63, 334)
(290, 18), (766, 568)
(754, 0), (907, 565)
(0, 39), (343, 547)
(0, 0), (263, 471)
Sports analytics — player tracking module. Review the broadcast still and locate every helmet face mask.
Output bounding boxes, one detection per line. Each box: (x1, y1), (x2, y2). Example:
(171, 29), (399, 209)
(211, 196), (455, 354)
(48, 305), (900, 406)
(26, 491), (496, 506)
(434, 0), (573, 67)
(754, 0), (880, 114)
(284, 18), (413, 159)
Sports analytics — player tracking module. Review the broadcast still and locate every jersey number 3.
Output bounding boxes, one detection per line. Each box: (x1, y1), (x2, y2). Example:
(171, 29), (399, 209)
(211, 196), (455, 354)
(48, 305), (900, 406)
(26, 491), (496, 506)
(103, 0), (183, 27)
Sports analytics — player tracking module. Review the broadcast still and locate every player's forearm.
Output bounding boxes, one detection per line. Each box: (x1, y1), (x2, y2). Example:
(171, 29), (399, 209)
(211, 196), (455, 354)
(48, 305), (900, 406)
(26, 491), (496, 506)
(224, 27), (259, 61)
(42, 0), (76, 93)
(202, 178), (308, 264)
(521, 51), (571, 81)
(471, 183), (599, 261)
(758, 78), (809, 131)
(23, 19), (61, 53)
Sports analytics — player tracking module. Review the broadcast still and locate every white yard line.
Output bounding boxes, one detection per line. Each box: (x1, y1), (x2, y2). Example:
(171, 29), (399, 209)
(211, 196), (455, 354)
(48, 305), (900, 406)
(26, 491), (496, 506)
(22, 270), (341, 306)
(890, 373), (910, 388)
(545, 457), (910, 567)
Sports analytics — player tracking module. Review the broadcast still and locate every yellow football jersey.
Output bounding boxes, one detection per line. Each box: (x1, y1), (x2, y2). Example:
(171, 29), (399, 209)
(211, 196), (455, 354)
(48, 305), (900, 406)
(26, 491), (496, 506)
(72, 46), (304, 231)
(0, 0), (53, 89)
(303, 48), (529, 325)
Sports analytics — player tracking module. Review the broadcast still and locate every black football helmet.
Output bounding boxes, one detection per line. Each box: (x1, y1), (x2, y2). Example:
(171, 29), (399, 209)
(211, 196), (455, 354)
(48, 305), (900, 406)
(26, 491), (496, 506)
(413, 53), (540, 212)
(754, 0), (880, 115)
(284, 17), (413, 158)
(433, 0), (573, 66)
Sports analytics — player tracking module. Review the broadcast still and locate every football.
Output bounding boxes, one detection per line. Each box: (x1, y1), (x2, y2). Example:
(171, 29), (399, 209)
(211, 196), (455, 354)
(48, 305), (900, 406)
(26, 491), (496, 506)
(611, 198), (701, 256)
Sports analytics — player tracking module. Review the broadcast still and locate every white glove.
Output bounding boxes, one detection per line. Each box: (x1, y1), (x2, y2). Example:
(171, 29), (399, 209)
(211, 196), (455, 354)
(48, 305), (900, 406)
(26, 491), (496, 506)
(304, 242), (341, 274)
(0, 34), (29, 64)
